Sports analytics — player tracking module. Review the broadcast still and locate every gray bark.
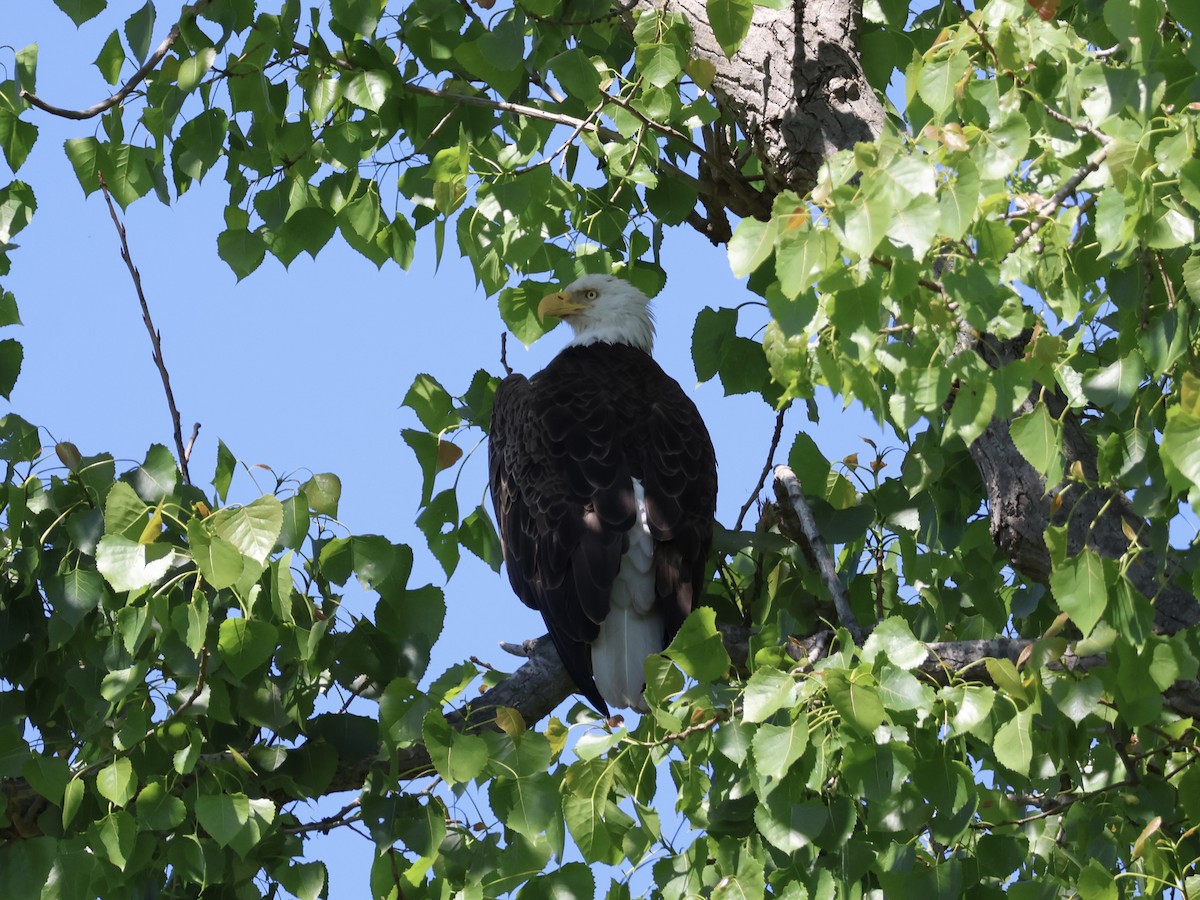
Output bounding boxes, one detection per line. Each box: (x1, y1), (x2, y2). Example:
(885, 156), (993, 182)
(635, 0), (884, 199)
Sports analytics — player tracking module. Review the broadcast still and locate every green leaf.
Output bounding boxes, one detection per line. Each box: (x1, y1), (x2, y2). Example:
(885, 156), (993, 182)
(422, 711), (489, 784)
(303, 473), (342, 517)
(861, 617), (928, 669)
(727, 217), (776, 278)
(207, 494), (284, 565)
(188, 518), (246, 589)
(741, 666), (797, 724)
(1049, 549), (1109, 636)
(1050, 675), (1102, 724)
(212, 438), (235, 502)
(278, 493), (311, 551)
(831, 186), (892, 258)
(0, 180), (36, 245)
(776, 227), (836, 300)
(548, 49), (603, 103)
(195, 793), (251, 849)
(217, 618), (279, 679)
(979, 112), (1030, 181)
(0, 339), (22, 399)
(1161, 409), (1200, 493)
(218, 227), (267, 280)
(459, 505), (502, 572)
(751, 714), (808, 780)
(562, 757), (618, 862)
(753, 776), (830, 853)
(825, 669), (886, 735)
(344, 71), (389, 111)
(1082, 354), (1143, 413)
(63, 777), (85, 828)
(93, 29), (126, 84)
(1009, 404), (1062, 482)
(126, 443), (178, 502)
(96, 534), (176, 592)
(403, 373), (458, 433)
(692, 306), (737, 383)
(275, 861), (328, 900)
(0, 110), (38, 173)
(915, 50), (969, 114)
(637, 42), (685, 89)
(178, 47), (217, 92)
(53, 0), (106, 26)
(92, 810), (136, 870)
(416, 489), (460, 577)
(490, 770), (560, 840)
(22, 755), (71, 807)
(64, 136), (104, 196)
(993, 707), (1033, 777)
(124, 1), (156, 63)
(499, 281), (556, 348)
(663, 607), (730, 682)
(96, 758), (136, 808)
(135, 781), (187, 831)
(707, 0), (753, 58)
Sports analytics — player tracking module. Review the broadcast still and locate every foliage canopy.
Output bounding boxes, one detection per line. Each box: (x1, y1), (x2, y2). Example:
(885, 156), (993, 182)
(3, 0), (1200, 897)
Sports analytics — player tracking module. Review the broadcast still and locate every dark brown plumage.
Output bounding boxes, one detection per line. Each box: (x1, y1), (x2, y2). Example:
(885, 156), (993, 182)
(489, 278), (717, 715)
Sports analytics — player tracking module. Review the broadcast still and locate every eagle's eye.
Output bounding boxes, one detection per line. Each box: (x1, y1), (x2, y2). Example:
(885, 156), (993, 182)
(584, 289), (599, 300)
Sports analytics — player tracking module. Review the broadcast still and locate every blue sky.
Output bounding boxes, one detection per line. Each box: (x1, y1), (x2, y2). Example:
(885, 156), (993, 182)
(5, 4), (879, 894)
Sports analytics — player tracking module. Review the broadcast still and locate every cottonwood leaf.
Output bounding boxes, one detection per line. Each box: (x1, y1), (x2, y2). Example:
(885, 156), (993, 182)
(217, 618), (278, 679)
(1049, 549), (1109, 636)
(993, 707), (1033, 776)
(663, 607), (729, 682)
(751, 716), (808, 780)
(96, 758), (136, 808)
(707, 0), (753, 58)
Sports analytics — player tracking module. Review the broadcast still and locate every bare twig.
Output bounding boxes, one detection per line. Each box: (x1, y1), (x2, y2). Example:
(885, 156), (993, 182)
(97, 176), (193, 485)
(734, 406), (787, 531)
(500, 333), (512, 377)
(183, 422), (201, 467)
(773, 465), (865, 643)
(20, 0), (214, 120)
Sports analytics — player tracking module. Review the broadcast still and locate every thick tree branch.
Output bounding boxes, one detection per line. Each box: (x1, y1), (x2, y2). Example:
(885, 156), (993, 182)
(635, 0), (884, 198)
(963, 332), (1199, 635)
(8, 621), (1200, 843)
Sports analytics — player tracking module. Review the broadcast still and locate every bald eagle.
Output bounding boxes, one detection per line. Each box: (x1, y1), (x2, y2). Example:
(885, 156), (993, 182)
(488, 274), (717, 715)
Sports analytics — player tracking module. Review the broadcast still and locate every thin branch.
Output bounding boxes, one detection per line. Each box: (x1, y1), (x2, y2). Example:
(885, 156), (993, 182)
(98, 176), (193, 485)
(773, 465), (866, 643)
(734, 406), (788, 531)
(1009, 143), (1110, 254)
(20, 0), (214, 120)
(500, 333), (512, 377)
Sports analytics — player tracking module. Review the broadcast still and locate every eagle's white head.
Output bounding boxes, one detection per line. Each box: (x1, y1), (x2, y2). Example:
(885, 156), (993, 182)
(538, 274), (656, 354)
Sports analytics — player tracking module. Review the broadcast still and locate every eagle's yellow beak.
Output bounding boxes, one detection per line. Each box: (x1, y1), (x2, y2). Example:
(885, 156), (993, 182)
(538, 290), (587, 321)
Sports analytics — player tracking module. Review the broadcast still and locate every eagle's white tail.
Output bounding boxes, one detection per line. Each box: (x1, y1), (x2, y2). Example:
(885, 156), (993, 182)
(592, 480), (661, 712)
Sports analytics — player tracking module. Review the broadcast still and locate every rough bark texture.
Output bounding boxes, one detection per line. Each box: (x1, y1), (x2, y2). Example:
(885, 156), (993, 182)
(967, 334), (1199, 635)
(635, 0), (883, 199)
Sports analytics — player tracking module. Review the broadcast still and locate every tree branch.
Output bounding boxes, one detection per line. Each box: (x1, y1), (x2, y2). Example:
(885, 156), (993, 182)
(20, 0), (214, 120)
(8, 622), (1200, 842)
(773, 465), (866, 642)
(98, 176), (193, 485)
